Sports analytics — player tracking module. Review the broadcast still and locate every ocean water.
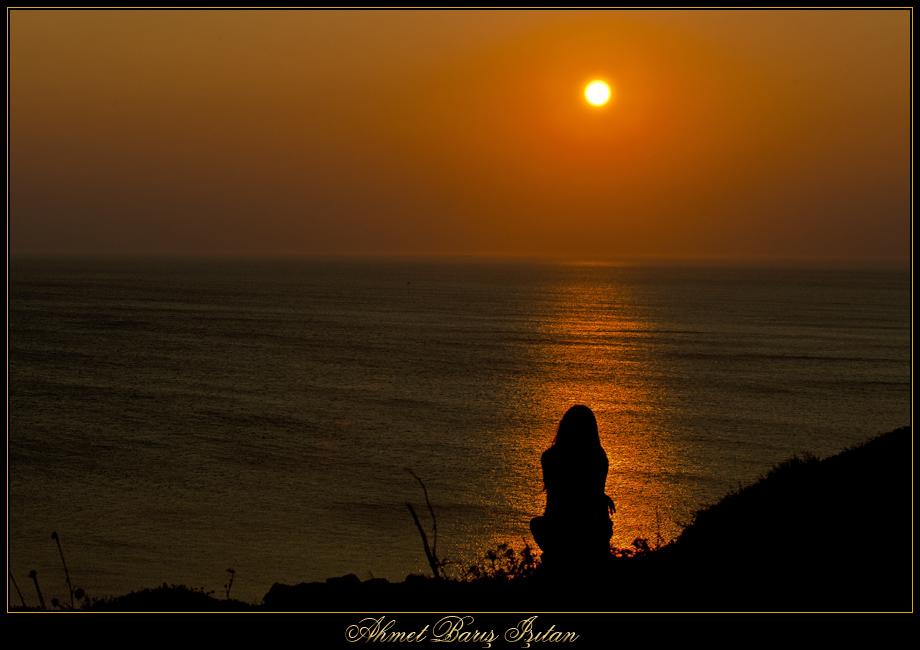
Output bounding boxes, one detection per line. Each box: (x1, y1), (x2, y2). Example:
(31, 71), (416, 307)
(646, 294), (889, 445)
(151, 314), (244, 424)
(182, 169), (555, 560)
(7, 257), (911, 605)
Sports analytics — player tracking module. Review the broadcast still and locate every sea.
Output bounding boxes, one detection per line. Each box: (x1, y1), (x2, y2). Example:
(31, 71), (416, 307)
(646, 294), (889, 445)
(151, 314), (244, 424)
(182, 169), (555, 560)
(7, 256), (912, 605)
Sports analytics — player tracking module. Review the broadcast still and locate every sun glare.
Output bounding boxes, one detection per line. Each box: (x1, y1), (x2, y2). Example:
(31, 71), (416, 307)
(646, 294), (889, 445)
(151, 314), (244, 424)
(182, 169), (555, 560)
(585, 80), (611, 106)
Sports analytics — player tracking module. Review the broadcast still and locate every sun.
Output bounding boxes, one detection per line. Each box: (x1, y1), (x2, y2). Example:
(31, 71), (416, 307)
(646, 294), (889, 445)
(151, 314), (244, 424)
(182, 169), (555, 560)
(585, 80), (611, 106)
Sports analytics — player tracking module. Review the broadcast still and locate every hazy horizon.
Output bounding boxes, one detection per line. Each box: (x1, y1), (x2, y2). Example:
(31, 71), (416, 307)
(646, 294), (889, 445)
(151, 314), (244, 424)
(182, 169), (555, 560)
(8, 251), (911, 266)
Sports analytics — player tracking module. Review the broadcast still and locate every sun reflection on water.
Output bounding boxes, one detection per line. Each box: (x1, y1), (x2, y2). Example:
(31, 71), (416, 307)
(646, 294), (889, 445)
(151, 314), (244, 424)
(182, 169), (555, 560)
(461, 264), (692, 564)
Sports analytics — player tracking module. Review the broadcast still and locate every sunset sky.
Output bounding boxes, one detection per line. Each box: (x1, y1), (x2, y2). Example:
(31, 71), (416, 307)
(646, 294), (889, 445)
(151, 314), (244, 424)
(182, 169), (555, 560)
(9, 10), (911, 260)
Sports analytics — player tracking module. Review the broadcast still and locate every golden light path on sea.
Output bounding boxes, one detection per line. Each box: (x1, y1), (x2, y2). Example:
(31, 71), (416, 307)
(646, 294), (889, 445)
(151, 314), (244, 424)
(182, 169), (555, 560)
(446, 263), (694, 572)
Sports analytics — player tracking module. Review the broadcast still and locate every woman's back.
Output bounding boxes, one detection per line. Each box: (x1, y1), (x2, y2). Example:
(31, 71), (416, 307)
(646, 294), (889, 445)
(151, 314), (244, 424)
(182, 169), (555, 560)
(530, 405), (614, 568)
(541, 444), (609, 519)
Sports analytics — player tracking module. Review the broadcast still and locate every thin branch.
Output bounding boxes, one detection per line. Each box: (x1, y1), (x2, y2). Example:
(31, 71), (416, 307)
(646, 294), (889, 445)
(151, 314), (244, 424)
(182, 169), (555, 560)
(405, 467), (438, 560)
(9, 570), (25, 607)
(406, 502), (440, 579)
(52, 531), (74, 608)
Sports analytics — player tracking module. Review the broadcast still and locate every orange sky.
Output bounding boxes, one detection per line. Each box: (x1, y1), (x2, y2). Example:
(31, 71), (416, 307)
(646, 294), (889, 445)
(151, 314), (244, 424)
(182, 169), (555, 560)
(8, 10), (911, 260)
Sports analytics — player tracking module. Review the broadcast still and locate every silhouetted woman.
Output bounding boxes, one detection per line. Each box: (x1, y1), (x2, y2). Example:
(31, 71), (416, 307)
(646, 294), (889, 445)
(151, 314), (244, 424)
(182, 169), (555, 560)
(530, 405), (615, 569)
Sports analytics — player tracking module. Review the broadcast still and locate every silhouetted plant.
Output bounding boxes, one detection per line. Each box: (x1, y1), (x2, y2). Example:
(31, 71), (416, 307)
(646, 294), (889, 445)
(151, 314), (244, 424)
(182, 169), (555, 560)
(29, 569), (46, 610)
(463, 542), (539, 582)
(52, 531), (75, 608)
(224, 568), (236, 600)
(612, 537), (653, 558)
(405, 468), (449, 580)
(9, 570), (26, 607)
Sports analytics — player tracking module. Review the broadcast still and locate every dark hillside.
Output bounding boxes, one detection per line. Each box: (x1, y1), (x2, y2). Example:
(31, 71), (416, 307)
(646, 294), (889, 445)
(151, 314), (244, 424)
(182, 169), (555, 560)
(652, 426), (912, 611)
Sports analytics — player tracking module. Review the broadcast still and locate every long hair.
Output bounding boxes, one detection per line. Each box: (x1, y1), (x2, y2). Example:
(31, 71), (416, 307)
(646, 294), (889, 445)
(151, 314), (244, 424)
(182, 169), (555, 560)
(541, 405), (607, 494)
(552, 405), (602, 450)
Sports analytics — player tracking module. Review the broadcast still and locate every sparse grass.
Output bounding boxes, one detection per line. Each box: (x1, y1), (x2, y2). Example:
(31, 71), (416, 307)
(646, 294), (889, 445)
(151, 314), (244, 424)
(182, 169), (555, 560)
(460, 541), (539, 582)
(611, 537), (654, 558)
(8, 534), (249, 611)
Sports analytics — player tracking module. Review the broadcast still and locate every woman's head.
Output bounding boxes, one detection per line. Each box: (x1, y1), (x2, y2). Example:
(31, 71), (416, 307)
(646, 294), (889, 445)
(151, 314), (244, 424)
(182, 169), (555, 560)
(553, 405), (601, 448)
